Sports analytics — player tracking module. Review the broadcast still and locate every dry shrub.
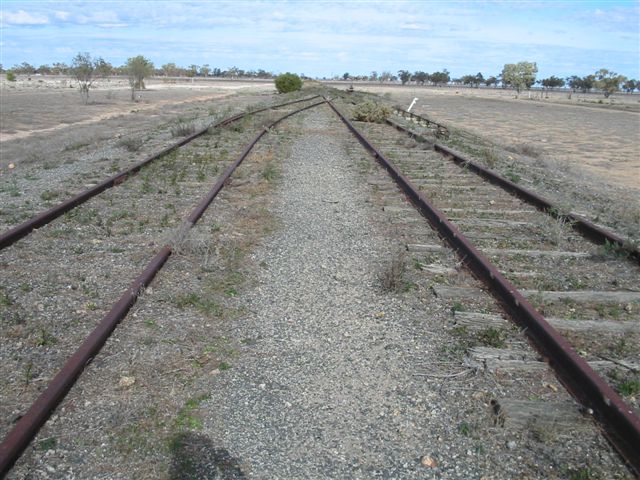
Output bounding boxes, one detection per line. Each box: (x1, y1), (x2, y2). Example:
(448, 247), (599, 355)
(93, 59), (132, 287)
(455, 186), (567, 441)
(118, 137), (144, 152)
(352, 101), (391, 123)
(171, 121), (196, 138)
(379, 252), (408, 293)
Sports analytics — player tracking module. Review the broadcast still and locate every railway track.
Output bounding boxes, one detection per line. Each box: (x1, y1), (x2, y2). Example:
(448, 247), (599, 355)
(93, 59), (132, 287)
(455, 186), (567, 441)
(327, 95), (639, 474)
(0, 96), (325, 474)
(1, 89), (637, 476)
(0, 94), (321, 250)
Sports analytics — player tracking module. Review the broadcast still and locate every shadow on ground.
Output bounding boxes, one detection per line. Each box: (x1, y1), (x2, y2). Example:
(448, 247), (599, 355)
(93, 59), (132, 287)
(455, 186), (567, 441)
(169, 432), (246, 479)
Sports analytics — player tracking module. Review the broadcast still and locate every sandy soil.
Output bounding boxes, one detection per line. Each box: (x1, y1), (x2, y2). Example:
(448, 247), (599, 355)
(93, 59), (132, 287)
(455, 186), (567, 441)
(337, 83), (640, 192)
(1, 76), (273, 144)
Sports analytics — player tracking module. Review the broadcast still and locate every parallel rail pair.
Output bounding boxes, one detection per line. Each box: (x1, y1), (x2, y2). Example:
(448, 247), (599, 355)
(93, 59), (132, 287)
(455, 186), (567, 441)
(0, 96), (325, 475)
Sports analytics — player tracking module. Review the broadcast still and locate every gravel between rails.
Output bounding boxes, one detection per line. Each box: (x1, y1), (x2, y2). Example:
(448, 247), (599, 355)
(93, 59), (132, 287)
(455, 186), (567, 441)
(195, 106), (631, 479)
(201, 106), (438, 478)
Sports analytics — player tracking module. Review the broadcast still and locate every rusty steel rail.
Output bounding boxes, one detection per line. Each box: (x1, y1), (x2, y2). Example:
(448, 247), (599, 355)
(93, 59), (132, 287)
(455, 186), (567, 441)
(0, 95), (321, 251)
(325, 97), (640, 474)
(387, 111), (639, 264)
(0, 98), (326, 476)
(392, 107), (447, 131)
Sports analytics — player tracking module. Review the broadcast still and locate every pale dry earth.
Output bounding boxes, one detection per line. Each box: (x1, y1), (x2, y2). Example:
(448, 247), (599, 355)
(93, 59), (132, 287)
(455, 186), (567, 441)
(0, 76), (273, 144)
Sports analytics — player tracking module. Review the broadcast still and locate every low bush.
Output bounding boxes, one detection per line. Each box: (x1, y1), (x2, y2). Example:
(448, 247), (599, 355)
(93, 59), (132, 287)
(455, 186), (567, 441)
(274, 73), (303, 93)
(352, 101), (391, 123)
(6, 71), (16, 82)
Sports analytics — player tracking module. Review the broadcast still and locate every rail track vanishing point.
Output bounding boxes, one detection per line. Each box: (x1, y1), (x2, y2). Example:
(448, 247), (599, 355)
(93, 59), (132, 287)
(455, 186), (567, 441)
(0, 89), (638, 476)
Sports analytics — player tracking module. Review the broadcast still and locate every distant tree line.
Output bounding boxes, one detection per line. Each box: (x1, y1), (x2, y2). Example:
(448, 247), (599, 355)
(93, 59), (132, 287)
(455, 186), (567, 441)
(333, 62), (638, 97)
(0, 60), (276, 80)
(1, 54), (281, 104)
(2, 56), (638, 98)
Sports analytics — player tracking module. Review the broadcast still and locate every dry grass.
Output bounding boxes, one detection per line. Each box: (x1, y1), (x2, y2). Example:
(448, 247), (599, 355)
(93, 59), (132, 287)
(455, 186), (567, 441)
(170, 120), (196, 138)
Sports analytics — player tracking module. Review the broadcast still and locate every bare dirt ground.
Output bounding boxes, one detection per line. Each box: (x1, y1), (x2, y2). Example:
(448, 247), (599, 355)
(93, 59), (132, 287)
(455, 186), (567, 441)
(1, 76), (273, 143)
(0, 76), (274, 161)
(0, 78), (278, 232)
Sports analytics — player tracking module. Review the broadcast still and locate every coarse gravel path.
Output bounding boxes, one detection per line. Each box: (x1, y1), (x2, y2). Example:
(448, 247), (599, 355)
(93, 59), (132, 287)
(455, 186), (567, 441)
(198, 106), (466, 478)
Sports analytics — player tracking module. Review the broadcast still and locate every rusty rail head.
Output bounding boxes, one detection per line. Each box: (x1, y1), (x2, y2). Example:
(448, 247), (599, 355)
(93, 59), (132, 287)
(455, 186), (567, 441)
(186, 99), (327, 225)
(0, 97), (326, 476)
(388, 109), (639, 264)
(0, 95), (321, 252)
(325, 97), (640, 475)
(0, 246), (172, 475)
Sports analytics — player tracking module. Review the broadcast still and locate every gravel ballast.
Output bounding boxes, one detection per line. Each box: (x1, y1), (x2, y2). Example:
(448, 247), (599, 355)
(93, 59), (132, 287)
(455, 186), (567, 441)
(200, 106), (439, 477)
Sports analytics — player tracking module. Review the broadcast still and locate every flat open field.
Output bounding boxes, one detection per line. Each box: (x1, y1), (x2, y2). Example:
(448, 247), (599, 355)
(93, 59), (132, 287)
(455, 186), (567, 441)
(1, 76), (274, 166)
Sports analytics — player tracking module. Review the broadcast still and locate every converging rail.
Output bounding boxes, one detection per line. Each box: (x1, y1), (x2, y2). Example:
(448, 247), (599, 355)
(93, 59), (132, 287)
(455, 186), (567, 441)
(388, 107), (640, 264)
(325, 96), (640, 474)
(0, 98), (327, 475)
(0, 95), (322, 251)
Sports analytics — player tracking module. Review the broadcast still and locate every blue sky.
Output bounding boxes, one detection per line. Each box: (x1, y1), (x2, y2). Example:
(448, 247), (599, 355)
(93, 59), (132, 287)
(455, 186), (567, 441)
(1, 1), (639, 79)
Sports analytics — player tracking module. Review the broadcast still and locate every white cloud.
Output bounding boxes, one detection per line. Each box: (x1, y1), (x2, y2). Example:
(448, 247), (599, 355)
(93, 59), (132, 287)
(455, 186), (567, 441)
(401, 23), (431, 31)
(1, 10), (49, 25)
(76, 11), (120, 25)
(54, 11), (71, 21)
(97, 23), (129, 28)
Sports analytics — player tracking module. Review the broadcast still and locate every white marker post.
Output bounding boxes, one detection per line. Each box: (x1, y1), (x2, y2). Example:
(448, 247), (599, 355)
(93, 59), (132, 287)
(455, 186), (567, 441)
(407, 97), (418, 112)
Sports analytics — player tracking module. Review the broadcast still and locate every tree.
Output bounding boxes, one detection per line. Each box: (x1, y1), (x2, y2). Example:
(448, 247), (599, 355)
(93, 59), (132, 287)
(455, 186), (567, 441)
(461, 74), (483, 88)
(342, 72), (350, 80)
(540, 75), (565, 97)
(501, 62), (537, 95)
(398, 70), (411, 85)
(485, 76), (497, 87)
(71, 52), (108, 104)
(567, 75), (595, 93)
(200, 64), (210, 77)
(274, 72), (302, 93)
(412, 71), (428, 85)
(186, 65), (198, 78)
(461, 74), (475, 87)
(12, 62), (35, 75)
(227, 66), (241, 78)
(125, 55), (154, 101)
(379, 71), (394, 82)
(37, 64), (52, 75)
(595, 69), (626, 98)
(51, 62), (69, 75)
(623, 79), (637, 93)
(162, 62), (179, 77)
(430, 69), (450, 86)
(370, 71), (378, 81)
